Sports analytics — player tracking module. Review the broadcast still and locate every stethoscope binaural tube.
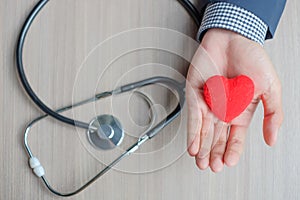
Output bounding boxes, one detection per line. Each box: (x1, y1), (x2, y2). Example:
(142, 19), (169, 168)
(17, 0), (199, 197)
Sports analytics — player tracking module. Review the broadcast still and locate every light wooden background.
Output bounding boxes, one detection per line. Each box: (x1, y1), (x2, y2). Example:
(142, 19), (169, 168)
(1, 0), (299, 199)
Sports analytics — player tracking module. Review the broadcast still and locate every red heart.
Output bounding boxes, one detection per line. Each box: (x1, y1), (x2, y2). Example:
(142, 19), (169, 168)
(203, 75), (254, 122)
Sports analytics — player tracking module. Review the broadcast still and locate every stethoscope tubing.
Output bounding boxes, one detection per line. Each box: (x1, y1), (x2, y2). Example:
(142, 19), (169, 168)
(16, 0), (90, 129)
(17, 0), (199, 197)
(24, 78), (185, 197)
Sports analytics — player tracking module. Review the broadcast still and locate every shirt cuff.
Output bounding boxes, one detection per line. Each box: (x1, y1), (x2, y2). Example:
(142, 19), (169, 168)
(197, 2), (268, 45)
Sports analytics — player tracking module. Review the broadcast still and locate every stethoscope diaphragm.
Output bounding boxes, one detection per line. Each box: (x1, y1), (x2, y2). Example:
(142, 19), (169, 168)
(87, 115), (124, 150)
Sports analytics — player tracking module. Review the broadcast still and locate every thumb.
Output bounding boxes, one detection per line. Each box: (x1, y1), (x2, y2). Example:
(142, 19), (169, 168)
(261, 79), (284, 146)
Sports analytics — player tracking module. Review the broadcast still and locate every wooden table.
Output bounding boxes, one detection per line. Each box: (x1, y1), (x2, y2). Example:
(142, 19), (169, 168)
(1, 0), (299, 199)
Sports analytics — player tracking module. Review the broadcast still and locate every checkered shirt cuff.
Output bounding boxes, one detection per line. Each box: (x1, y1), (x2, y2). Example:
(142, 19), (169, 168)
(197, 2), (268, 45)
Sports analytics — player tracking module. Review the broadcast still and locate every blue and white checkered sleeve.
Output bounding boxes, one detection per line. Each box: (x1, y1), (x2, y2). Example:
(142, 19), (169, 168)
(197, 2), (268, 45)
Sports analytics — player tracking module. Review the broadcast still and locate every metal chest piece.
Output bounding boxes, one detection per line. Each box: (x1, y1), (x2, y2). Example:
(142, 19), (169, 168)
(87, 115), (124, 150)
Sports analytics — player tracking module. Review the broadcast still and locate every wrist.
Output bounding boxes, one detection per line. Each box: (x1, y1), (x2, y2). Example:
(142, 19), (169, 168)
(202, 28), (243, 45)
(201, 28), (255, 52)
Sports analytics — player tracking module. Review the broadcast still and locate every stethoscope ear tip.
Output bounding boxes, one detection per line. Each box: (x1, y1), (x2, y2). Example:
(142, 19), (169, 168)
(87, 115), (124, 150)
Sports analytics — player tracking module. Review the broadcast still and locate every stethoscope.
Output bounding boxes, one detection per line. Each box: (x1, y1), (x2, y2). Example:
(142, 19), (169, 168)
(16, 0), (200, 197)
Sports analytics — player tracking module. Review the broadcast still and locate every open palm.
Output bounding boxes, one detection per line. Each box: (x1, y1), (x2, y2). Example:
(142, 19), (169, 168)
(186, 29), (283, 172)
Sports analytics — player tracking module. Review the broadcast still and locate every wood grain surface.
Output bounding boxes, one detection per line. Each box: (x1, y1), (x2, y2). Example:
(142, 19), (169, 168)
(0, 0), (299, 199)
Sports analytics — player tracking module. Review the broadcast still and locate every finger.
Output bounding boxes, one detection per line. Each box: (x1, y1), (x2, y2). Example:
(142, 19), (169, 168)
(198, 113), (214, 159)
(224, 126), (248, 167)
(186, 82), (202, 156)
(211, 120), (229, 150)
(261, 79), (284, 146)
(186, 45), (223, 156)
(209, 122), (229, 172)
(195, 154), (210, 170)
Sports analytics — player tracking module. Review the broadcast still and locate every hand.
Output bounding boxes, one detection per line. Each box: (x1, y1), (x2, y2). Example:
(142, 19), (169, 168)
(186, 28), (283, 172)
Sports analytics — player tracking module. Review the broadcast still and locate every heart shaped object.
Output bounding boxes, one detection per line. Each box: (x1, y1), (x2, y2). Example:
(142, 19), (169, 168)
(203, 75), (254, 122)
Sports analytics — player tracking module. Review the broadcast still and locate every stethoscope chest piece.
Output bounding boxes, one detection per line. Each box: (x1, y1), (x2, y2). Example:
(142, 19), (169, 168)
(87, 115), (124, 150)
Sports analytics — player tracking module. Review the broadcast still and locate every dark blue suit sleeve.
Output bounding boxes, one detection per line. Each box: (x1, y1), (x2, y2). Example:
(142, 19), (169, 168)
(203, 0), (286, 39)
